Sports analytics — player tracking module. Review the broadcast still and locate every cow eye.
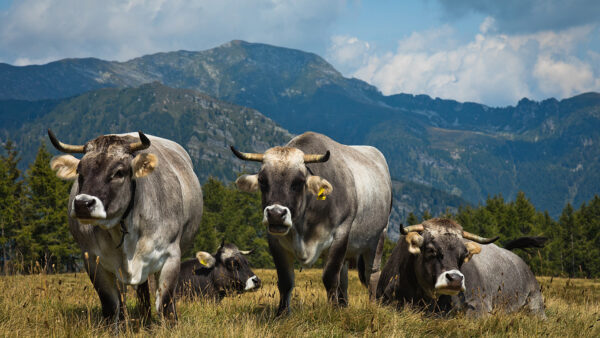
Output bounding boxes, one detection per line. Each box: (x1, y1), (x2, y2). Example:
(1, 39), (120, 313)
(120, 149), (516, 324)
(258, 178), (269, 191)
(291, 179), (305, 192)
(112, 170), (125, 180)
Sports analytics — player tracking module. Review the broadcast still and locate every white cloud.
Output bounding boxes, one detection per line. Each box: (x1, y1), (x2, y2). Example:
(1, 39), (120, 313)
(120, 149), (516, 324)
(0, 0), (345, 65)
(331, 22), (600, 105)
(326, 35), (371, 73)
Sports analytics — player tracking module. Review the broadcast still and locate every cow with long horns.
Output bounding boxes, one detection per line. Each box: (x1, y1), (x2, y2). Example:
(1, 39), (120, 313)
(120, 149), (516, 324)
(231, 132), (392, 314)
(376, 218), (545, 317)
(48, 130), (203, 323)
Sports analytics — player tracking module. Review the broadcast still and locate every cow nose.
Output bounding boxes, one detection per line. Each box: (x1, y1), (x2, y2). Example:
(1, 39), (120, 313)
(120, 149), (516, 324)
(252, 275), (261, 288)
(446, 272), (463, 283)
(74, 198), (95, 215)
(267, 207), (287, 223)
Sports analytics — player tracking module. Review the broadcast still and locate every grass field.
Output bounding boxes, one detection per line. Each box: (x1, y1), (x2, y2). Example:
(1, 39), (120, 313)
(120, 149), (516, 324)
(1, 269), (599, 337)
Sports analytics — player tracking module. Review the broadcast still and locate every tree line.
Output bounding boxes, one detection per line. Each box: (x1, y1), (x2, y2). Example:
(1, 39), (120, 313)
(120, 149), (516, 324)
(1, 143), (599, 277)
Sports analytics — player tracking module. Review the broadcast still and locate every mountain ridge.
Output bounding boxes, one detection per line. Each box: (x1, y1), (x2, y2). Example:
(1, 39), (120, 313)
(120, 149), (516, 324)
(1, 40), (599, 217)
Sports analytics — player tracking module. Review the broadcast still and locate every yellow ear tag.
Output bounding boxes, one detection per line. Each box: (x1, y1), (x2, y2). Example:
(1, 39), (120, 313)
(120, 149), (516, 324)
(200, 259), (207, 266)
(317, 187), (326, 200)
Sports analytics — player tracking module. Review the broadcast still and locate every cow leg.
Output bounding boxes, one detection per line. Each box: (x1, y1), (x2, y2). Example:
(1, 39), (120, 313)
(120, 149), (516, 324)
(322, 231), (350, 307)
(156, 254), (180, 322)
(136, 280), (152, 321)
(337, 261), (349, 305)
(84, 253), (122, 324)
(366, 229), (386, 300)
(268, 236), (295, 316)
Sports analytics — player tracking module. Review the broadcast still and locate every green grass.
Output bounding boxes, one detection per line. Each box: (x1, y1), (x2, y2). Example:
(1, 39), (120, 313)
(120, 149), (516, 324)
(1, 270), (599, 337)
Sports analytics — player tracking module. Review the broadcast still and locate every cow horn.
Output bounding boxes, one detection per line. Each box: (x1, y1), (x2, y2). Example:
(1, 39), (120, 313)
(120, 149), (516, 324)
(230, 146), (264, 162)
(400, 223), (424, 235)
(304, 151), (330, 164)
(462, 231), (499, 244)
(47, 129), (85, 153)
(239, 249), (254, 255)
(129, 131), (151, 152)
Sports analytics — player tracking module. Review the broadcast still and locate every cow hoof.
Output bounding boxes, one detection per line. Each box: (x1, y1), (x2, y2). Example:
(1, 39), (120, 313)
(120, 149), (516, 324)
(275, 307), (290, 318)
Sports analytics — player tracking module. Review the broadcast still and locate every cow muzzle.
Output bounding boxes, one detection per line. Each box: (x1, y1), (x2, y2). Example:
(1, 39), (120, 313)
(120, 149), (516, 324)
(263, 204), (292, 236)
(434, 269), (465, 295)
(71, 194), (107, 222)
(245, 275), (261, 291)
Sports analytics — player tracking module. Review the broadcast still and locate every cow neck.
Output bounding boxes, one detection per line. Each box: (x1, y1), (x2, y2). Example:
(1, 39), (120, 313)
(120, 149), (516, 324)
(116, 179), (136, 249)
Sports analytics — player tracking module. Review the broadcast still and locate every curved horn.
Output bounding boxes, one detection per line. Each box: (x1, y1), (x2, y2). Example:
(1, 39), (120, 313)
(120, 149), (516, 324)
(239, 249), (254, 255)
(462, 231), (499, 244)
(400, 223), (424, 235)
(304, 150), (330, 164)
(230, 146), (264, 162)
(47, 129), (85, 153)
(129, 131), (151, 153)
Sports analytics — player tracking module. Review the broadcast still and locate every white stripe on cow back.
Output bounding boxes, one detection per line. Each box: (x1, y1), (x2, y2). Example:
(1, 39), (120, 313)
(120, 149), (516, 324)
(434, 269), (466, 294)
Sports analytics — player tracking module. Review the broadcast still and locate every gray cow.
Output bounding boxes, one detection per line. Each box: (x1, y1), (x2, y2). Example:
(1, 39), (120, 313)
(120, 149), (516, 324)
(376, 218), (545, 317)
(48, 130), (202, 322)
(232, 132), (392, 314)
(176, 242), (261, 301)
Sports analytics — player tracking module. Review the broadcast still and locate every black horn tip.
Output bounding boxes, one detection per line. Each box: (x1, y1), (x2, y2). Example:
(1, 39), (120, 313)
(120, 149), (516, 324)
(138, 131), (150, 145)
(230, 145), (243, 159)
(322, 150), (330, 162)
(488, 236), (500, 244)
(399, 223), (407, 235)
(47, 128), (59, 147)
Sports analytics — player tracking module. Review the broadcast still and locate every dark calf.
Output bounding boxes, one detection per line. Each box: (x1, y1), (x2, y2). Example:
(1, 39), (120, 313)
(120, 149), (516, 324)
(176, 242), (261, 301)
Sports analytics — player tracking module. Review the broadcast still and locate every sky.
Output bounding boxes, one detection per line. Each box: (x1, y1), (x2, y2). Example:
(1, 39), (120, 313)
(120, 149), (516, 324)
(1, 0), (599, 106)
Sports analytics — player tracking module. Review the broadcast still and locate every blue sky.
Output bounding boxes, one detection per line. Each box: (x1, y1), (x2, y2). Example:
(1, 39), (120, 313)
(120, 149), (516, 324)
(1, 0), (599, 106)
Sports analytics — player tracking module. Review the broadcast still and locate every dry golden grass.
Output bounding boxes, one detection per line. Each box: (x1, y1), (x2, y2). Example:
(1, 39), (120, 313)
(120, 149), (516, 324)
(1, 269), (599, 337)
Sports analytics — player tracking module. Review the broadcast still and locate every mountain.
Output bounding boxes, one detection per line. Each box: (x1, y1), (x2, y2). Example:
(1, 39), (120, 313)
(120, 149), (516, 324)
(0, 82), (292, 182)
(0, 82), (471, 238)
(1, 40), (599, 217)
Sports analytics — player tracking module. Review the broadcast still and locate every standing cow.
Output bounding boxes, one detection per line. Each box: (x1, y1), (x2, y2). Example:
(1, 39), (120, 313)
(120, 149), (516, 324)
(376, 218), (545, 317)
(231, 132), (392, 314)
(48, 130), (202, 322)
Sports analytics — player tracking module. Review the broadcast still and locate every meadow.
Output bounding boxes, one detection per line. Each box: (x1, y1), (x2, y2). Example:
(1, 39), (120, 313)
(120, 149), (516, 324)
(0, 269), (599, 337)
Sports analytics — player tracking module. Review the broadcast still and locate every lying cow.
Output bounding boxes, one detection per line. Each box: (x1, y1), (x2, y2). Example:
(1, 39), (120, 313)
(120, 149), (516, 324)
(231, 131), (392, 314)
(176, 242), (261, 300)
(48, 130), (202, 322)
(376, 218), (545, 317)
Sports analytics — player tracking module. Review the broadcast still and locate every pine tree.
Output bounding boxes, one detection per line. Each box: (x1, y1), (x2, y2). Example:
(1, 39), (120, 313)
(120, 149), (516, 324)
(0, 140), (23, 274)
(15, 143), (77, 272)
(406, 212), (419, 225)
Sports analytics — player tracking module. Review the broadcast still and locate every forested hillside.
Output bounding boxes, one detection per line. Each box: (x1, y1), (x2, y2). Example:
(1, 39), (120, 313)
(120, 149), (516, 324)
(1, 41), (598, 216)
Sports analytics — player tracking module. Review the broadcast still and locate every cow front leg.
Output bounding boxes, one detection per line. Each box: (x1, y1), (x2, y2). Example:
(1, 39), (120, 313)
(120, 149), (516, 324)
(136, 280), (152, 321)
(156, 254), (180, 321)
(322, 232), (350, 307)
(84, 253), (122, 324)
(268, 236), (295, 316)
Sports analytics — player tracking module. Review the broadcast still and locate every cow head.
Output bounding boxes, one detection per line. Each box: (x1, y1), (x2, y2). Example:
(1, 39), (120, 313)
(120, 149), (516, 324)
(195, 242), (261, 293)
(230, 146), (332, 236)
(401, 218), (498, 298)
(48, 129), (157, 229)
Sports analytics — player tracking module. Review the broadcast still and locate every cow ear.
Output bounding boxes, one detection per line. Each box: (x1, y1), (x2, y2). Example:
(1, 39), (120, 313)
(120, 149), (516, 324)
(235, 174), (259, 192)
(464, 241), (481, 263)
(196, 251), (216, 268)
(132, 153), (158, 179)
(50, 155), (80, 181)
(307, 176), (333, 200)
(405, 232), (424, 255)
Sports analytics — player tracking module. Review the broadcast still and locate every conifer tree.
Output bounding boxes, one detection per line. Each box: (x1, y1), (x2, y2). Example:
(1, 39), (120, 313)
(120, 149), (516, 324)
(15, 143), (77, 272)
(0, 140), (23, 274)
